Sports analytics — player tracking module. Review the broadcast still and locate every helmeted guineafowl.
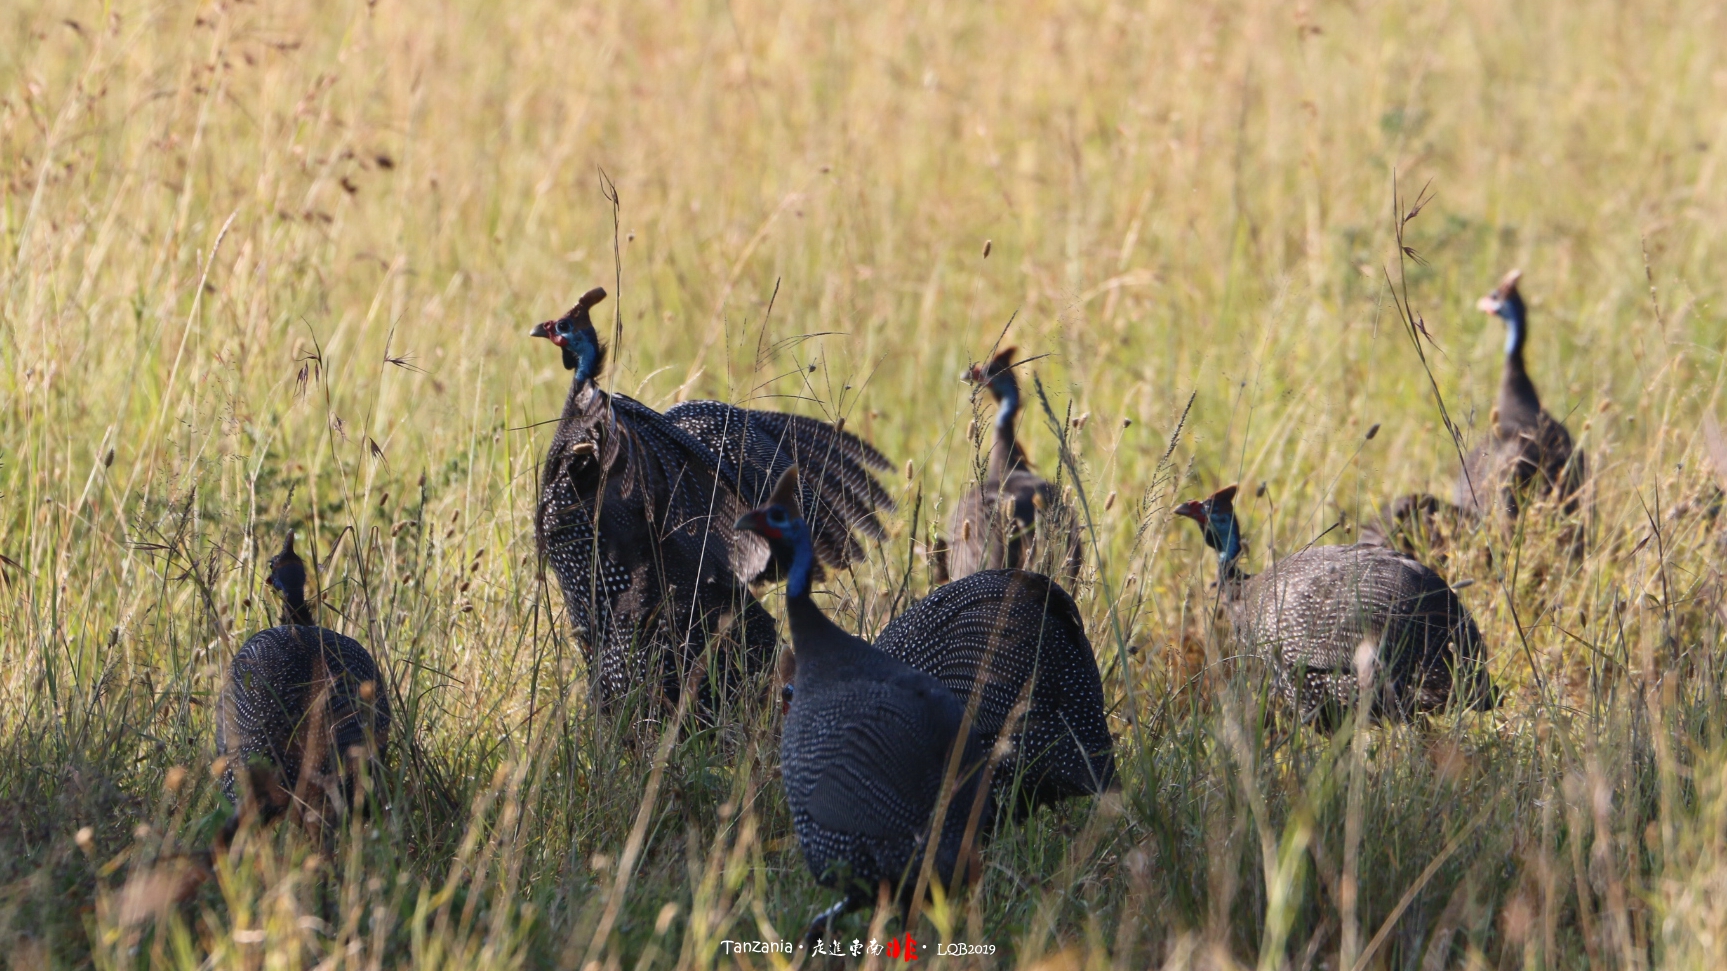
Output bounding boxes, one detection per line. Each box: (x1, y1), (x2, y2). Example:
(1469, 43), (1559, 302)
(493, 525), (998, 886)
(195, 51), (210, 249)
(531, 287), (775, 711)
(1456, 270), (1584, 518)
(217, 531), (391, 829)
(530, 287), (893, 711)
(873, 569), (1114, 815)
(947, 347), (1082, 583)
(736, 467), (993, 942)
(1176, 485), (1496, 729)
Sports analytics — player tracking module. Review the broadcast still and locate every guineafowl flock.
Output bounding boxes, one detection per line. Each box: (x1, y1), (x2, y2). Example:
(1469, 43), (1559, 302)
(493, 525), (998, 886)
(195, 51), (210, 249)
(208, 267), (1587, 942)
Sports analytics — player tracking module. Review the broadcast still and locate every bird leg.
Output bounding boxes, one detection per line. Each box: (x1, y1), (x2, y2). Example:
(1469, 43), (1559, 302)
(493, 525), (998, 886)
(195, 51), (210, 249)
(802, 897), (861, 949)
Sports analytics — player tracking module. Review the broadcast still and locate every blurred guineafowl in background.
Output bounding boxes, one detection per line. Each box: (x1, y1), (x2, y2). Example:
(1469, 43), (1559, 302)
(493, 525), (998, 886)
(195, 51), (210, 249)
(736, 468), (993, 943)
(1457, 270), (1585, 518)
(531, 287), (892, 711)
(1698, 416), (1727, 553)
(1364, 272), (1587, 558)
(946, 347), (1082, 583)
(1357, 492), (1472, 564)
(217, 531), (391, 831)
(874, 569), (1114, 816)
(1176, 485), (1495, 729)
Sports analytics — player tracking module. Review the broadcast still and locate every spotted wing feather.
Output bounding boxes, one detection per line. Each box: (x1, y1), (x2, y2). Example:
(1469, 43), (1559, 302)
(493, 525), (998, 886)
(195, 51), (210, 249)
(783, 655), (988, 902)
(874, 569), (1113, 812)
(1235, 544), (1492, 726)
(665, 401), (893, 576)
(217, 625), (390, 815)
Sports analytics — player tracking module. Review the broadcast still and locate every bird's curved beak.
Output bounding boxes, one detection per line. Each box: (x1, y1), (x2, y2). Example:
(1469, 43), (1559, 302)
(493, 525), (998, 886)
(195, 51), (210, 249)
(733, 511), (763, 533)
(1174, 500), (1206, 524)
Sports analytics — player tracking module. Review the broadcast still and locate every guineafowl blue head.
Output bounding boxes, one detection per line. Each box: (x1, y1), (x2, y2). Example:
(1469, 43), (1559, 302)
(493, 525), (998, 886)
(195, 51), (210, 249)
(530, 286), (609, 385)
(1477, 269), (1526, 357)
(1175, 484), (1243, 571)
(734, 466), (820, 598)
(268, 531), (313, 625)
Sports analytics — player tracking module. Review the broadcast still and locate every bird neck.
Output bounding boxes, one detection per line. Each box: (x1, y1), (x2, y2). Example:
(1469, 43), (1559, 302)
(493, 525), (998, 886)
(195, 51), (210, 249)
(561, 373), (606, 420)
(563, 329), (603, 386)
(785, 582), (853, 666)
(1218, 552), (1248, 589)
(779, 523), (864, 667)
(1497, 368), (1542, 431)
(993, 377), (1021, 431)
(1496, 301), (1542, 429)
(988, 381), (1025, 479)
(1500, 297), (1527, 361)
(1210, 512), (1245, 585)
(280, 583), (314, 627)
(572, 348), (598, 385)
(784, 532), (816, 600)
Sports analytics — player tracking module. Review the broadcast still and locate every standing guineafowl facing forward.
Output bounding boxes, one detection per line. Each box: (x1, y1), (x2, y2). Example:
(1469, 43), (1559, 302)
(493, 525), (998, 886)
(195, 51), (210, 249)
(1176, 485), (1495, 729)
(1458, 270), (1585, 518)
(531, 287), (775, 711)
(736, 468), (993, 943)
(217, 531), (391, 830)
(530, 287), (893, 711)
(947, 347), (1082, 584)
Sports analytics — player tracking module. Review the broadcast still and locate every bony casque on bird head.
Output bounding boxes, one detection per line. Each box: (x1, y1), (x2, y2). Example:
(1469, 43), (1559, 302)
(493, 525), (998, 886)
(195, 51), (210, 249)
(1477, 268), (1526, 359)
(1174, 484), (1244, 578)
(529, 286), (609, 386)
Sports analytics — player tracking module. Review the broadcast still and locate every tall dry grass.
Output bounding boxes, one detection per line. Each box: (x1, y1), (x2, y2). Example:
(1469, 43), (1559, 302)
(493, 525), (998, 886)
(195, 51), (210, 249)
(3, 0), (1726, 966)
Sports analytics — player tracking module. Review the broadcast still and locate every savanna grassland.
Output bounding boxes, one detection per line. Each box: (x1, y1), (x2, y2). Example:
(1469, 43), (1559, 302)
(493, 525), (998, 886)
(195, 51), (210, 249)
(4, 0), (1727, 967)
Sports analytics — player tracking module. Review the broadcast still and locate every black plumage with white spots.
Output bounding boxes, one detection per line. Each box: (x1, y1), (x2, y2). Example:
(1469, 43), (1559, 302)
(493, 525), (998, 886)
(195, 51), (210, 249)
(216, 531), (390, 823)
(736, 467), (992, 942)
(531, 289), (890, 711)
(664, 401), (893, 578)
(1178, 485), (1496, 729)
(874, 568), (1114, 814)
